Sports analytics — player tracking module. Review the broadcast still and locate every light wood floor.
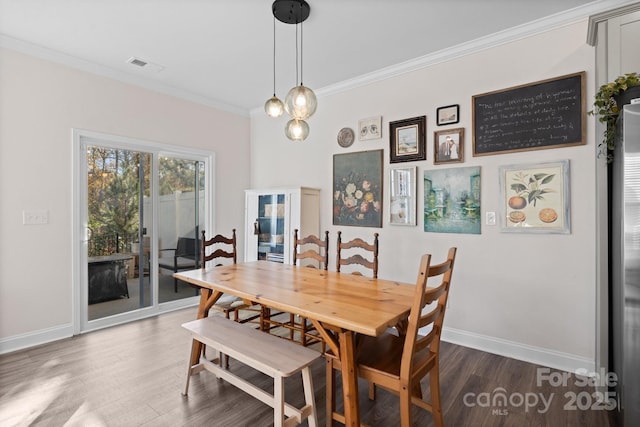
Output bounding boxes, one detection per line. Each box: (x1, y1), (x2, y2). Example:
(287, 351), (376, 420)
(0, 308), (618, 426)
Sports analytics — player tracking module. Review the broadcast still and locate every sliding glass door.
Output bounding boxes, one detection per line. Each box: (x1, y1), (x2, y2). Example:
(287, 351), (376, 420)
(86, 146), (152, 320)
(76, 130), (212, 332)
(157, 156), (205, 302)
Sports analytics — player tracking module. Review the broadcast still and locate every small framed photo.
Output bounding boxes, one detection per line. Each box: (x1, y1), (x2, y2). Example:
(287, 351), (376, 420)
(389, 116), (426, 163)
(358, 116), (382, 141)
(389, 166), (417, 226)
(434, 128), (464, 164)
(499, 160), (570, 233)
(436, 104), (459, 126)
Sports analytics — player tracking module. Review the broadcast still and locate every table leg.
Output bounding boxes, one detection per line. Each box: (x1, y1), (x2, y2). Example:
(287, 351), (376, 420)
(309, 320), (361, 427)
(338, 329), (360, 427)
(189, 288), (224, 366)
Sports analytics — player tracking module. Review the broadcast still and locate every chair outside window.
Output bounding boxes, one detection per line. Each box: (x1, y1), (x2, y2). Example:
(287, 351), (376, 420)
(326, 247), (457, 427)
(336, 231), (379, 278)
(290, 229), (329, 346)
(159, 235), (200, 292)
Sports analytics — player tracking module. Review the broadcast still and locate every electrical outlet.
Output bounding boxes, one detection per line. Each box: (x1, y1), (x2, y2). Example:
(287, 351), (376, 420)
(23, 210), (49, 225)
(485, 211), (496, 226)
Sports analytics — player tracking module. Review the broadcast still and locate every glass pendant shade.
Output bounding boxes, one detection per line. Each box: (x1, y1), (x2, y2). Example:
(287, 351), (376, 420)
(284, 84), (317, 120)
(264, 95), (284, 118)
(285, 118), (309, 141)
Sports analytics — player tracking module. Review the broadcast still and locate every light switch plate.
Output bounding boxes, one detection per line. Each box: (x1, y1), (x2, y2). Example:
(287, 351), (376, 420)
(23, 210), (49, 225)
(485, 211), (496, 226)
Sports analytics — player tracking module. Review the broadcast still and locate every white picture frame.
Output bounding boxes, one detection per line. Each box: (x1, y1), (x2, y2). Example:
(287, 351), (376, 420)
(389, 166), (417, 226)
(358, 116), (382, 141)
(499, 160), (570, 233)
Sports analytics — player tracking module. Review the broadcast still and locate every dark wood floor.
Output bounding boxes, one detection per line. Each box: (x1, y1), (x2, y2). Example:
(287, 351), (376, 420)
(0, 308), (619, 426)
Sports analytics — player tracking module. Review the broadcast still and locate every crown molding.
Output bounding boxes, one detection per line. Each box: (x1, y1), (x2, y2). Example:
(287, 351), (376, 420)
(313, 0), (638, 101)
(0, 34), (249, 117)
(2, 1), (635, 119)
(251, 0), (640, 116)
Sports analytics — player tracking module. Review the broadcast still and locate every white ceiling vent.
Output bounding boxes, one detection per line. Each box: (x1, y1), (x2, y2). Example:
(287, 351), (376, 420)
(126, 57), (164, 73)
(127, 57), (148, 67)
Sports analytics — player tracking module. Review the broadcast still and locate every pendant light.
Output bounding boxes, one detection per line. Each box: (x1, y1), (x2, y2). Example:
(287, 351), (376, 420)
(284, 14), (317, 121)
(285, 118), (309, 141)
(264, 15), (284, 118)
(270, 0), (317, 141)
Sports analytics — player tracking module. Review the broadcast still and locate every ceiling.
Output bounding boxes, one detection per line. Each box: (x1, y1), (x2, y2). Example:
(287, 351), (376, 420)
(0, 0), (624, 115)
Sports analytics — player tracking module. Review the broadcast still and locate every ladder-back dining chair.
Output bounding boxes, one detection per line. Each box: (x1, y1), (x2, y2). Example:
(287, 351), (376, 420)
(326, 247), (457, 427)
(333, 231), (380, 398)
(201, 229), (256, 367)
(289, 229), (329, 347)
(336, 231), (379, 278)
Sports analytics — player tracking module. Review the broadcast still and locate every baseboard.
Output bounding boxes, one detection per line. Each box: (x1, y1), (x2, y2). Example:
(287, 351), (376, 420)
(442, 326), (596, 374)
(1, 321), (596, 376)
(0, 323), (73, 355)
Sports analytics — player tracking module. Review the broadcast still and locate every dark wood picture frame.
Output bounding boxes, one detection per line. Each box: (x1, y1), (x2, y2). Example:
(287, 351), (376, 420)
(436, 104), (460, 126)
(434, 128), (464, 164)
(389, 116), (426, 163)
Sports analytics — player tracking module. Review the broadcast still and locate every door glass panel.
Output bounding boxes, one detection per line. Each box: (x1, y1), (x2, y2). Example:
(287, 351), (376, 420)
(158, 157), (205, 302)
(86, 147), (152, 320)
(257, 193), (285, 263)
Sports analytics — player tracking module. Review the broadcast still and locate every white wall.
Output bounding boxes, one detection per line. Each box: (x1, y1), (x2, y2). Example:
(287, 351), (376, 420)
(250, 20), (598, 372)
(0, 47), (250, 346)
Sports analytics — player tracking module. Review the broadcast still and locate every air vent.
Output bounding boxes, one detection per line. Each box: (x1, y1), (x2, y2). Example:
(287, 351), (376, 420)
(127, 57), (148, 67)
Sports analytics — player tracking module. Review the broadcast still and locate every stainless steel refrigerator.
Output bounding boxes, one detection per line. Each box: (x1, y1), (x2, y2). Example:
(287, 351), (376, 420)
(611, 100), (640, 426)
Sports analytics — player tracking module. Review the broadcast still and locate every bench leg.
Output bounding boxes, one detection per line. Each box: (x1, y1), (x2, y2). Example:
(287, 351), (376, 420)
(274, 375), (284, 427)
(302, 366), (318, 427)
(183, 340), (197, 396)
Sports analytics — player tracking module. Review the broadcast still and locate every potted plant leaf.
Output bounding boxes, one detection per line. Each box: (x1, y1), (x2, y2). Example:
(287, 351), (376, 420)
(589, 72), (640, 162)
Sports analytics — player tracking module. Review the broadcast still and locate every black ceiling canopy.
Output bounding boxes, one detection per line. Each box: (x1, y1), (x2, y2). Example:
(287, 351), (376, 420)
(272, 0), (310, 24)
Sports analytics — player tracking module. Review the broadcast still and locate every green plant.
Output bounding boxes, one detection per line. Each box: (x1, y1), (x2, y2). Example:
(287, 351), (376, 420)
(588, 72), (640, 162)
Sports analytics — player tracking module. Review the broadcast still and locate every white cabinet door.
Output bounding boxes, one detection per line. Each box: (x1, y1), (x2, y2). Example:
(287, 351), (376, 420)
(244, 188), (320, 264)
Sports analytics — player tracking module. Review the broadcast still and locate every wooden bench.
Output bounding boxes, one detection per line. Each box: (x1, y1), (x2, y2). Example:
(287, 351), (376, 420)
(182, 316), (320, 427)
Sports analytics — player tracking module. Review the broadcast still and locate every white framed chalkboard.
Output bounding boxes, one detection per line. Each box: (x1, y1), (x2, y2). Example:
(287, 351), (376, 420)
(472, 72), (585, 156)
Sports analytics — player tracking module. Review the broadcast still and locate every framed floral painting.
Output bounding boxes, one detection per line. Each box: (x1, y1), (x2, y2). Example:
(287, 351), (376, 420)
(333, 150), (383, 227)
(499, 160), (570, 233)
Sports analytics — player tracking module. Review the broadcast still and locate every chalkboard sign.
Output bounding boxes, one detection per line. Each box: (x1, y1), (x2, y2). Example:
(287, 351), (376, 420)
(472, 72), (585, 156)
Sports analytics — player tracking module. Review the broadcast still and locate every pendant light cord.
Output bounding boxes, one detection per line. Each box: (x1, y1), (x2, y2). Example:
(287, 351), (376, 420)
(272, 16), (277, 96)
(300, 18), (304, 86)
(295, 21), (299, 86)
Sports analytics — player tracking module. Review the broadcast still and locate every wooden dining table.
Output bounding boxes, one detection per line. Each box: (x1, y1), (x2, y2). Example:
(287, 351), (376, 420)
(174, 260), (415, 427)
